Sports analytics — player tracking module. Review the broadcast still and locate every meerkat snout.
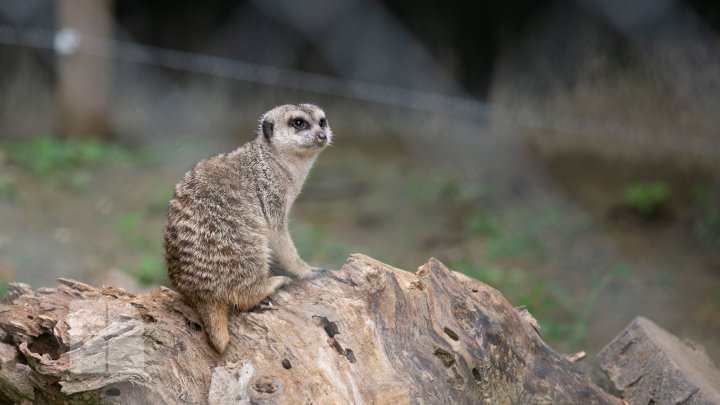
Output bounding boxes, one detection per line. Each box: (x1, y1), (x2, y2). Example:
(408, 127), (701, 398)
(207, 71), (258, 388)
(316, 132), (329, 146)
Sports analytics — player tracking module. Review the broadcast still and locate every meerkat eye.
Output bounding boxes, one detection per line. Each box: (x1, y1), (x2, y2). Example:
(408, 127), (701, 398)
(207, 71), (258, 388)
(291, 118), (306, 129)
(319, 118), (327, 128)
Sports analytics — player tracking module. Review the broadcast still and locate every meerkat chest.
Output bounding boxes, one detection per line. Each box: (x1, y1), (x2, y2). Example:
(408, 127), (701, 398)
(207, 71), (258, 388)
(286, 181), (303, 202)
(263, 154), (316, 222)
(285, 158), (315, 200)
(282, 182), (304, 218)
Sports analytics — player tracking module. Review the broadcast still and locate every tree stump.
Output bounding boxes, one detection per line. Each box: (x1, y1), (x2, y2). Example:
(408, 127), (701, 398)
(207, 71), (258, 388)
(0, 254), (620, 404)
(598, 317), (720, 404)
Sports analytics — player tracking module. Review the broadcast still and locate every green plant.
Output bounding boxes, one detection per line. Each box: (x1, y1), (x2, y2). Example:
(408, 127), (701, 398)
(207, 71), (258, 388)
(406, 173), (460, 204)
(696, 209), (720, 246)
(115, 209), (167, 285)
(485, 233), (541, 259)
(567, 263), (631, 345)
(407, 173), (490, 206)
(450, 261), (560, 320)
(622, 181), (670, 218)
(116, 210), (151, 248)
(2, 135), (136, 173)
(134, 255), (166, 286)
(692, 185), (720, 247)
(449, 260), (632, 346)
(149, 186), (175, 213)
(0, 265), (14, 300)
(466, 214), (498, 237)
(1, 135), (141, 189)
(0, 278), (10, 300)
(466, 209), (559, 259)
(291, 223), (349, 267)
(0, 176), (17, 200)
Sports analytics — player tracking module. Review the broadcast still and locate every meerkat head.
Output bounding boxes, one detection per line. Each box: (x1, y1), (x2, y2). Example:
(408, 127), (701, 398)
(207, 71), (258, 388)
(259, 104), (332, 157)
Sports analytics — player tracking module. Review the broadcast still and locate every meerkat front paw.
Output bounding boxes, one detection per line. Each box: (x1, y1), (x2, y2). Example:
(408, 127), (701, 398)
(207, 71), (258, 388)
(289, 263), (315, 279)
(269, 275), (293, 288)
(294, 269), (314, 279)
(310, 267), (330, 278)
(296, 266), (329, 279)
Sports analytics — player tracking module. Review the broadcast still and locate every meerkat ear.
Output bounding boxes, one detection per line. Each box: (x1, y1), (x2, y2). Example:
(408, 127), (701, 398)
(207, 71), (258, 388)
(262, 119), (274, 139)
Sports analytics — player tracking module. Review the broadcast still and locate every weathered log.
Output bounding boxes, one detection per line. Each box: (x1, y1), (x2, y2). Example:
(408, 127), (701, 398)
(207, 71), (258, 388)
(0, 254), (620, 404)
(599, 317), (720, 405)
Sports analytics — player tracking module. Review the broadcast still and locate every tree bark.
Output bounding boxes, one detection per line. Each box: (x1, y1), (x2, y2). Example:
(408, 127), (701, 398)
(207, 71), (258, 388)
(0, 254), (620, 404)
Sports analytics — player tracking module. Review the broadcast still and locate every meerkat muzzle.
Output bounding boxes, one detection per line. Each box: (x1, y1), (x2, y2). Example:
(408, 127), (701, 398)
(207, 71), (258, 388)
(316, 132), (328, 145)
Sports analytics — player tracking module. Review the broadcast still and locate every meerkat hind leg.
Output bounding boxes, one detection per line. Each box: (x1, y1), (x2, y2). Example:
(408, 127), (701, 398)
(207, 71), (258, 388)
(232, 276), (292, 311)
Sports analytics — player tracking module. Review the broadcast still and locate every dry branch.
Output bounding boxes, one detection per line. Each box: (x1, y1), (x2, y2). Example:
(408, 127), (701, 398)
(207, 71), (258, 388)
(0, 254), (620, 404)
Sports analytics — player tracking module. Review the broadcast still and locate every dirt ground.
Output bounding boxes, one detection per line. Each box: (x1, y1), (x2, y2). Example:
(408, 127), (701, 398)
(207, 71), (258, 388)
(0, 134), (718, 366)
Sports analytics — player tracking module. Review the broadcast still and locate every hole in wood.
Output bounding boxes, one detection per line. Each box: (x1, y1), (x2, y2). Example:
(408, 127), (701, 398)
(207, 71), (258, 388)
(1, 334), (14, 347)
(328, 337), (344, 355)
(471, 367), (481, 382)
(344, 348), (356, 363)
(28, 332), (62, 360)
(443, 327), (459, 341)
(433, 348), (455, 367)
(105, 387), (121, 397)
(448, 369), (464, 389)
(313, 315), (339, 338)
(186, 318), (202, 331)
(485, 331), (501, 346)
(254, 377), (277, 394)
(141, 314), (156, 324)
(281, 359), (292, 369)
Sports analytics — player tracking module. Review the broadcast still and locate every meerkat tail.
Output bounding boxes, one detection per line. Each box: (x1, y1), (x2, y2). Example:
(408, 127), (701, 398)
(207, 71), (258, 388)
(195, 301), (230, 354)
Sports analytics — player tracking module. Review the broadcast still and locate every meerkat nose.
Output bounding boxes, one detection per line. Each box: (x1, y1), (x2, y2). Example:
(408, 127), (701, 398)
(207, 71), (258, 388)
(317, 132), (327, 141)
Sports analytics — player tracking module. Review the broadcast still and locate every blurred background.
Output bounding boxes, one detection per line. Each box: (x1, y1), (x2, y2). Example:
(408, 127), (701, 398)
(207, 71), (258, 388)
(0, 0), (719, 364)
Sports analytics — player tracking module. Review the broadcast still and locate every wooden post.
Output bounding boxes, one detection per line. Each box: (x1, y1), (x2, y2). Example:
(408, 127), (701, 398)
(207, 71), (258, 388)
(56, 0), (114, 140)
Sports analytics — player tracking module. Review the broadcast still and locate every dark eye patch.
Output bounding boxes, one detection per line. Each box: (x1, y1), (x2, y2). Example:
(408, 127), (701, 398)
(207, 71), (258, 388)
(290, 118), (307, 130)
(319, 118), (327, 128)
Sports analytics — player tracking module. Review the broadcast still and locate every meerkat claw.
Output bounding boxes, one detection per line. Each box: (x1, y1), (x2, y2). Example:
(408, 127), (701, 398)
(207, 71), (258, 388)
(257, 299), (279, 311)
(311, 268), (330, 278)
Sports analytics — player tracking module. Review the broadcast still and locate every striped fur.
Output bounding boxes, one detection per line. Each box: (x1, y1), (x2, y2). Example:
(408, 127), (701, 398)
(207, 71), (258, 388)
(164, 104), (332, 353)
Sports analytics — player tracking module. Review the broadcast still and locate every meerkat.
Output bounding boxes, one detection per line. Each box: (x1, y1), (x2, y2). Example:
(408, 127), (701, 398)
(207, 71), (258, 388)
(164, 104), (332, 354)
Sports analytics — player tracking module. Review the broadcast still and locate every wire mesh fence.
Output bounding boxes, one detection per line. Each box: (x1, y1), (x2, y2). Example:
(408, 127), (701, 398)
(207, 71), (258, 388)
(0, 0), (719, 365)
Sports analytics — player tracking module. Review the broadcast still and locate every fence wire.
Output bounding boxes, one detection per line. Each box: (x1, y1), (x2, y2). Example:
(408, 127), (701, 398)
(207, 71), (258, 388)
(1, 24), (720, 160)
